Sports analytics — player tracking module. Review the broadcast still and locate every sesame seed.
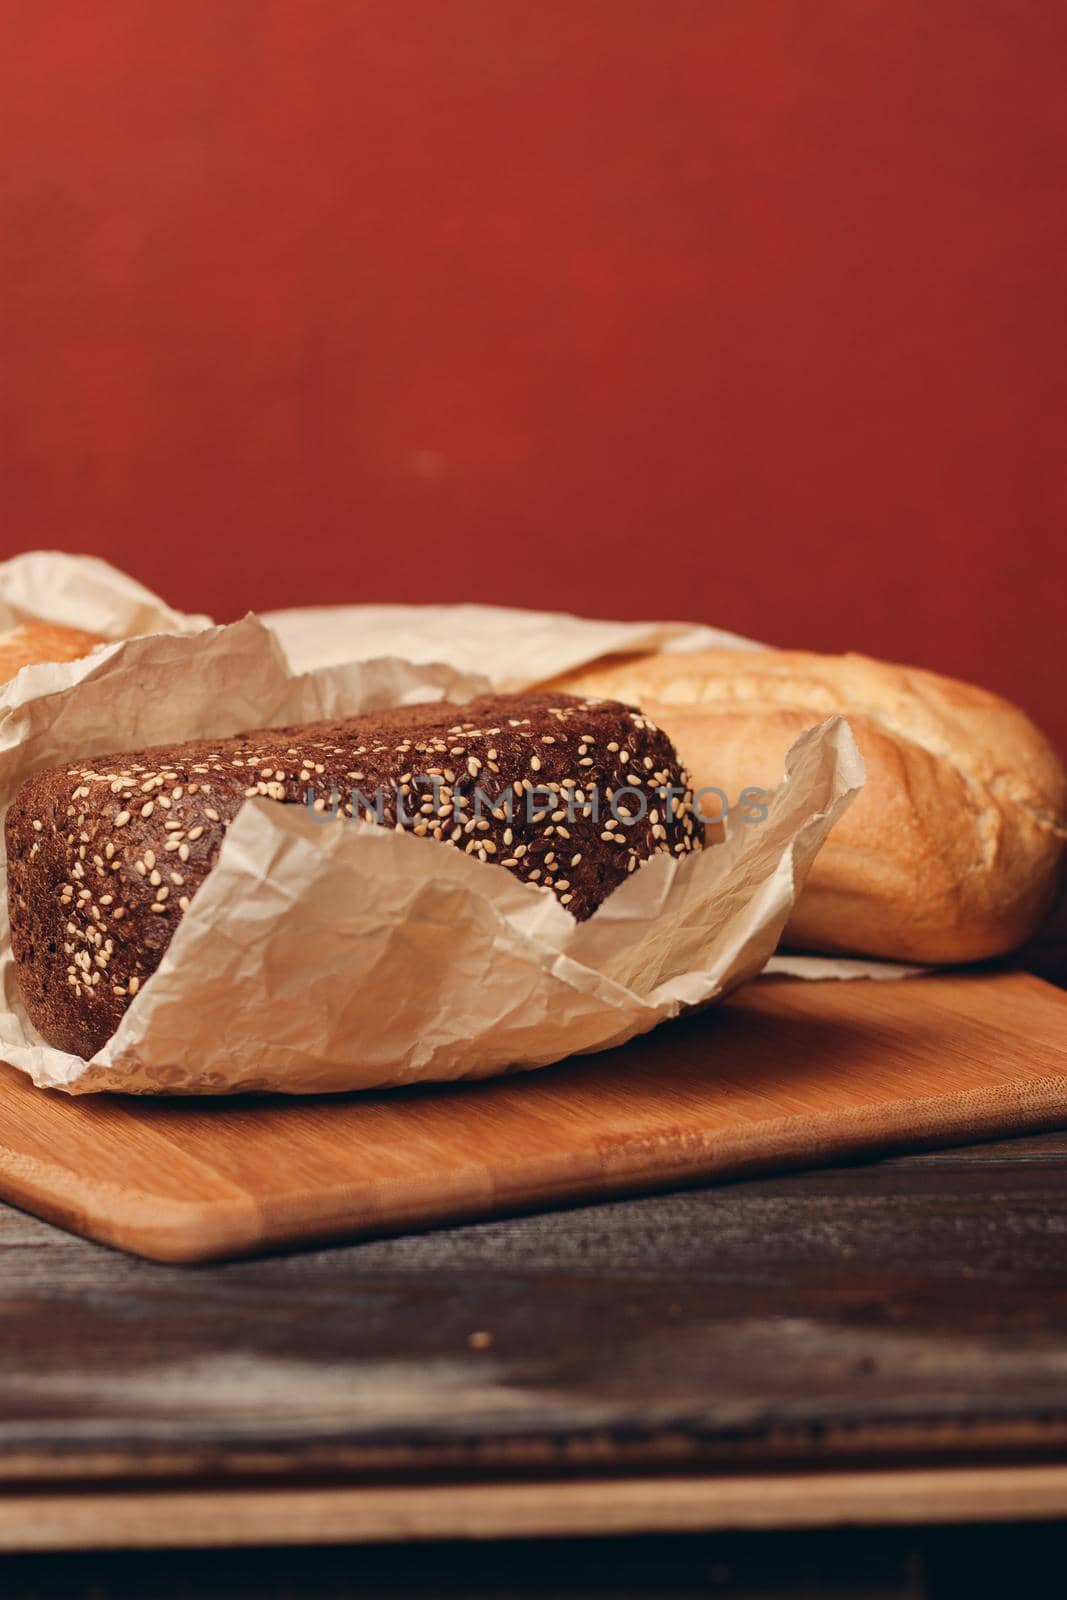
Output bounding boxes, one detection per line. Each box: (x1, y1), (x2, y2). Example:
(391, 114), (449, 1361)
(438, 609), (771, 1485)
(114, 811), (130, 827)
(140, 802), (154, 818)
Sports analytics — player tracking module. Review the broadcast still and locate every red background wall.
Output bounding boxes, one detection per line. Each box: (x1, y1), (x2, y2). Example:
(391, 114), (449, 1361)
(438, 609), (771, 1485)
(3, 2), (1065, 749)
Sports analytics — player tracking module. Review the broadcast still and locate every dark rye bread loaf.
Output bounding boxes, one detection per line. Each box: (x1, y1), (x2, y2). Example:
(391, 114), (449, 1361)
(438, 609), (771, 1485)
(7, 691), (701, 1058)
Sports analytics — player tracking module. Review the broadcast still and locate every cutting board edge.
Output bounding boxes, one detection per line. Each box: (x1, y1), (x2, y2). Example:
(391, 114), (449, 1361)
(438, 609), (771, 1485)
(10, 1070), (1064, 1266)
(3, 970), (1066, 1264)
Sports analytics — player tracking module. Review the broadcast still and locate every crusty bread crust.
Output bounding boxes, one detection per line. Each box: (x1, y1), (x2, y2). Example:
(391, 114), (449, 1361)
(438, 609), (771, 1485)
(548, 649), (1067, 963)
(0, 623), (107, 683)
(6, 692), (700, 1057)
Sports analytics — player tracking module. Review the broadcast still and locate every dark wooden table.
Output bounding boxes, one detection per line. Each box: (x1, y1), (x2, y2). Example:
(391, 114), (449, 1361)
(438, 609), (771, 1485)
(1, 1118), (1067, 1593)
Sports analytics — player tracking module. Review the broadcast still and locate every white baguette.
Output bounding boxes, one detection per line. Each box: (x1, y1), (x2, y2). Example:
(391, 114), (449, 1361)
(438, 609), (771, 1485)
(548, 648), (1067, 963)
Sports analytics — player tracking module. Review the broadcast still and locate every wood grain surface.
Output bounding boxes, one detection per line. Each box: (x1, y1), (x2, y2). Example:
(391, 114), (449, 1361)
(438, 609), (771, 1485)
(0, 971), (1066, 1264)
(2, 1080), (1067, 1498)
(0, 1126), (1066, 1560)
(3, 1464), (1067, 1551)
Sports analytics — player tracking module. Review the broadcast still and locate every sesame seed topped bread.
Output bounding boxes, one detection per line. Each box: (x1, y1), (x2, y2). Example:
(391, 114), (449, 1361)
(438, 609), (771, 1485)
(0, 623), (108, 683)
(6, 691), (701, 1058)
(547, 649), (1067, 964)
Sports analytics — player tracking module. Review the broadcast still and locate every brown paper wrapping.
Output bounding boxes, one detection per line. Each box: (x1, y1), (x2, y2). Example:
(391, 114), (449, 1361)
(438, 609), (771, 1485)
(0, 558), (866, 1093)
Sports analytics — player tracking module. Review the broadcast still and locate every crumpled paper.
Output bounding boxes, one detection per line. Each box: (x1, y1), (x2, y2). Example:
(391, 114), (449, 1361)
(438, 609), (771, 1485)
(264, 600), (762, 681)
(0, 559), (865, 1094)
(0, 550), (212, 640)
(264, 602), (925, 984)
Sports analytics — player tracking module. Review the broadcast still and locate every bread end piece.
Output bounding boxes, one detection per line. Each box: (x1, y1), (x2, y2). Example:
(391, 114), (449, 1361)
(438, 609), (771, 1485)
(548, 649), (1067, 964)
(0, 622), (108, 684)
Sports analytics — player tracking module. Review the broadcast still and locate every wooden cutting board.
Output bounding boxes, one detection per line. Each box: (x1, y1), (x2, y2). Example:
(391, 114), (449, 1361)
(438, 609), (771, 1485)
(0, 969), (1065, 1264)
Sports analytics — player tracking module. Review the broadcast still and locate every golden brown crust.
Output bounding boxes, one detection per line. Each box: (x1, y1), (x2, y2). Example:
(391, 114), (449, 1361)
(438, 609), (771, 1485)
(0, 623), (108, 684)
(548, 649), (1067, 963)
